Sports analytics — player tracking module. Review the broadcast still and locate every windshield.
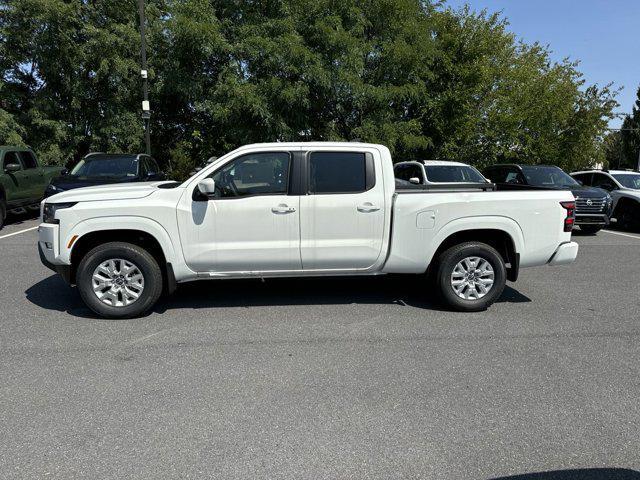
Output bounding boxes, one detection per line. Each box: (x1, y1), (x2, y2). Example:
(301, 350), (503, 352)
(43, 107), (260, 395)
(71, 157), (139, 178)
(424, 165), (487, 183)
(520, 166), (579, 188)
(612, 173), (640, 189)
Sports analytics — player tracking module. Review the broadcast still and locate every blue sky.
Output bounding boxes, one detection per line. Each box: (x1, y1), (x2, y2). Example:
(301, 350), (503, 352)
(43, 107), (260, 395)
(446, 0), (640, 128)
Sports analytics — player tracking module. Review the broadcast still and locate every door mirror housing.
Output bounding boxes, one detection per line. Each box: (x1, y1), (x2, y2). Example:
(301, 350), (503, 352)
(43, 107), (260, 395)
(197, 178), (216, 198)
(576, 179), (583, 186)
(146, 171), (165, 180)
(409, 177), (421, 185)
(60, 168), (69, 176)
(4, 163), (21, 173)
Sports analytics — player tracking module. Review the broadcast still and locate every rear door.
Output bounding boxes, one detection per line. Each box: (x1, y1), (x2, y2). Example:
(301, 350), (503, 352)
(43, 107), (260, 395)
(300, 149), (385, 270)
(19, 150), (45, 199)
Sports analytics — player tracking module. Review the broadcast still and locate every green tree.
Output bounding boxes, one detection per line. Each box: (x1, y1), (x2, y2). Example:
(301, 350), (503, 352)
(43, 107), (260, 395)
(619, 86), (640, 169)
(423, 6), (617, 171)
(0, 0), (620, 178)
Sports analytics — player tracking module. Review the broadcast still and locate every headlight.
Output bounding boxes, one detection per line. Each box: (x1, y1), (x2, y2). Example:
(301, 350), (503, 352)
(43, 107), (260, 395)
(42, 202), (77, 224)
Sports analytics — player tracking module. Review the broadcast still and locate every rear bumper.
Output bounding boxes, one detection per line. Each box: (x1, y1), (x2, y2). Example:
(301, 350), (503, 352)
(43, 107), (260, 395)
(548, 241), (579, 266)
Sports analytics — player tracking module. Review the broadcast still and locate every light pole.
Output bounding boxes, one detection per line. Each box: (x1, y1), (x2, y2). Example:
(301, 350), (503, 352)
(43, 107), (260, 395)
(137, 0), (151, 155)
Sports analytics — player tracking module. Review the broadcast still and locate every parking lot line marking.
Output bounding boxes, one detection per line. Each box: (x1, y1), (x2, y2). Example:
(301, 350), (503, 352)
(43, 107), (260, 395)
(602, 230), (640, 240)
(0, 226), (39, 240)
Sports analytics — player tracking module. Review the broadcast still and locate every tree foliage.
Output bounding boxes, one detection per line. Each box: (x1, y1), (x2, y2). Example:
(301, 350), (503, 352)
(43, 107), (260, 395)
(0, 0), (618, 175)
(605, 86), (640, 170)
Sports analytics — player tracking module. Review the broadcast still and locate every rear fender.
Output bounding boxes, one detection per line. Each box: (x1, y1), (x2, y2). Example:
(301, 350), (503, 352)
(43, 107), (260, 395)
(427, 216), (524, 266)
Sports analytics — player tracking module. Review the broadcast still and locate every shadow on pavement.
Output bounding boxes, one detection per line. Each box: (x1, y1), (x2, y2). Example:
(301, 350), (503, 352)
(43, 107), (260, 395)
(5, 209), (39, 227)
(24, 273), (530, 318)
(491, 468), (640, 480)
(24, 274), (94, 318)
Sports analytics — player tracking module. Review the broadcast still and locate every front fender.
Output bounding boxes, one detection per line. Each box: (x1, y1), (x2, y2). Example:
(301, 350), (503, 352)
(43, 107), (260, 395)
(60, 216), (178, 266)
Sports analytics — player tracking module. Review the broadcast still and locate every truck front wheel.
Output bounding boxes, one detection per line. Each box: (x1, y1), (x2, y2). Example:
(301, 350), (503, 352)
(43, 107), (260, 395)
(76, 242), (163, 319)
(435, 242), (506, 312)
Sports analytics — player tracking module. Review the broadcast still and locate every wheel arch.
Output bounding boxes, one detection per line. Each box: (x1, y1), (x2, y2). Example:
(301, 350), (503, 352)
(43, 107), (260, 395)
(67, 219), (178, 292)
(430, 228), (519, 281)
(427, 217), (524, 282)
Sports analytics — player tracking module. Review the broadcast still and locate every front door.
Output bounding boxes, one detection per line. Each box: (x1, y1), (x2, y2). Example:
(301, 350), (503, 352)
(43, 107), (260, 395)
(177, 151), (301, 273)
(2, 151), (29, 202)
(300, 150), (386, 270)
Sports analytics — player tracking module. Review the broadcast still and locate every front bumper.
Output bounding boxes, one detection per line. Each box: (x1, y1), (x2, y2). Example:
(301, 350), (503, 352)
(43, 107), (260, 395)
(574, 213), (609, 226)
(548, 241), (579, 266)
(38, 223), (73, 284)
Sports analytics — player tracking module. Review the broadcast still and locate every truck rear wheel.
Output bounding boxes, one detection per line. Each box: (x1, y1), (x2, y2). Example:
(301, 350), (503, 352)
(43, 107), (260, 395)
(435, 242), (506, 312)
(76, 242), (163, 319)
(0, 198), (6, 230)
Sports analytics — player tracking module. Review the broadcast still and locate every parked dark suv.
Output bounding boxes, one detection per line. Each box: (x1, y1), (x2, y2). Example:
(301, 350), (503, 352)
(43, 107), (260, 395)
(45, 153), (165, 197)
(483, 164), (613, 234)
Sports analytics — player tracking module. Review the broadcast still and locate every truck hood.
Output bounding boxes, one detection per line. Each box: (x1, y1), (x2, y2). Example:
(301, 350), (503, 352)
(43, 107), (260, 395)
(49, 175), (140, 191)
(569, 185), (609, 199)
(46, 181), (175, 203)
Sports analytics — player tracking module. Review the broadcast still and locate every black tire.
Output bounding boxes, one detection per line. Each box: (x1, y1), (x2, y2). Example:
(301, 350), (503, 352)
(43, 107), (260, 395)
(617, 202), (640, 232)
(76, 242), (163, 319)
(579, 225), (602, 235)
(435, 242), (507, 312)
(0, 198), (6, 230)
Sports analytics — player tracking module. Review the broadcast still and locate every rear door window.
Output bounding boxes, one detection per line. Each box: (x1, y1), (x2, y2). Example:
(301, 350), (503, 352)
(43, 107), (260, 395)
(309, 152), (371, 193)
(484, 167), (506, 183)
(19, 151), (38, 169)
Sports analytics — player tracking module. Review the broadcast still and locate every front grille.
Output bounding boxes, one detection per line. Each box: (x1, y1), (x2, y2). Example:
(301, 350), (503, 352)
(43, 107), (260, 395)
(575, 197), (607, 213)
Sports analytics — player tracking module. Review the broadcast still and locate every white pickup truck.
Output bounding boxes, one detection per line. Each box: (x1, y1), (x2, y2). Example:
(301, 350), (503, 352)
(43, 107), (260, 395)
(38, 142), (579, 318)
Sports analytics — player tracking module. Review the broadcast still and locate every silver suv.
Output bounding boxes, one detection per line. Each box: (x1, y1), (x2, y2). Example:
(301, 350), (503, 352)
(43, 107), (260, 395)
(571, 170), (640, 230)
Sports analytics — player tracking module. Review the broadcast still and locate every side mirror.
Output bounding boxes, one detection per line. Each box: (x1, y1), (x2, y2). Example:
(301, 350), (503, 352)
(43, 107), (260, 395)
(61, 168), (69, 176)
(4, 163), (21, 173)
(197, 178), (216, 197)
(409, 177), (421, 185)
(576, 179), (583, 186)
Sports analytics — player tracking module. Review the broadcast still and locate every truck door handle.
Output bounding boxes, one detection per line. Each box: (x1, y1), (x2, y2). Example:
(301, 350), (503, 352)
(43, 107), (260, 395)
(357, 203), (380, 213)
(271, 204), (296, 214)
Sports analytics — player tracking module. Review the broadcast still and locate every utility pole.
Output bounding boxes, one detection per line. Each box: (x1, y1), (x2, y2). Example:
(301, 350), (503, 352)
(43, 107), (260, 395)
(137, 0), (151, 155)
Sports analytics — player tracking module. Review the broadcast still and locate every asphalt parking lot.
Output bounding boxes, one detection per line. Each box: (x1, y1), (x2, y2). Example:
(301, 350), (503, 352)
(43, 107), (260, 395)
(1, 214), (640, 479)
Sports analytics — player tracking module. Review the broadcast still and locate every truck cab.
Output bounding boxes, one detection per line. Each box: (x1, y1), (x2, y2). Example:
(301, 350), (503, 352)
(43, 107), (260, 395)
(1, 146), (65, 229)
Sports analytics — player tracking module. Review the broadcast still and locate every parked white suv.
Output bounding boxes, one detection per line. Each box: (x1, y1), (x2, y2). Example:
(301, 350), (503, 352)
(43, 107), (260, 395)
(394, 160), (490, 186)
(571, 169), (640, 230)
(39, 142), (578, 318)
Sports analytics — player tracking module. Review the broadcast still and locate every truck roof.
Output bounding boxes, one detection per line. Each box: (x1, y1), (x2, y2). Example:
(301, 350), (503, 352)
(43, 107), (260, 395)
(0, 145), (32, 153)
(236, 141), (388, 150)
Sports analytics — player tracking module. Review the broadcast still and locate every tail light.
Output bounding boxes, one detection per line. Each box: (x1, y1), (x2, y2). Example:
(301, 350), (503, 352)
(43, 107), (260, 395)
(560, 201), (575, 232)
